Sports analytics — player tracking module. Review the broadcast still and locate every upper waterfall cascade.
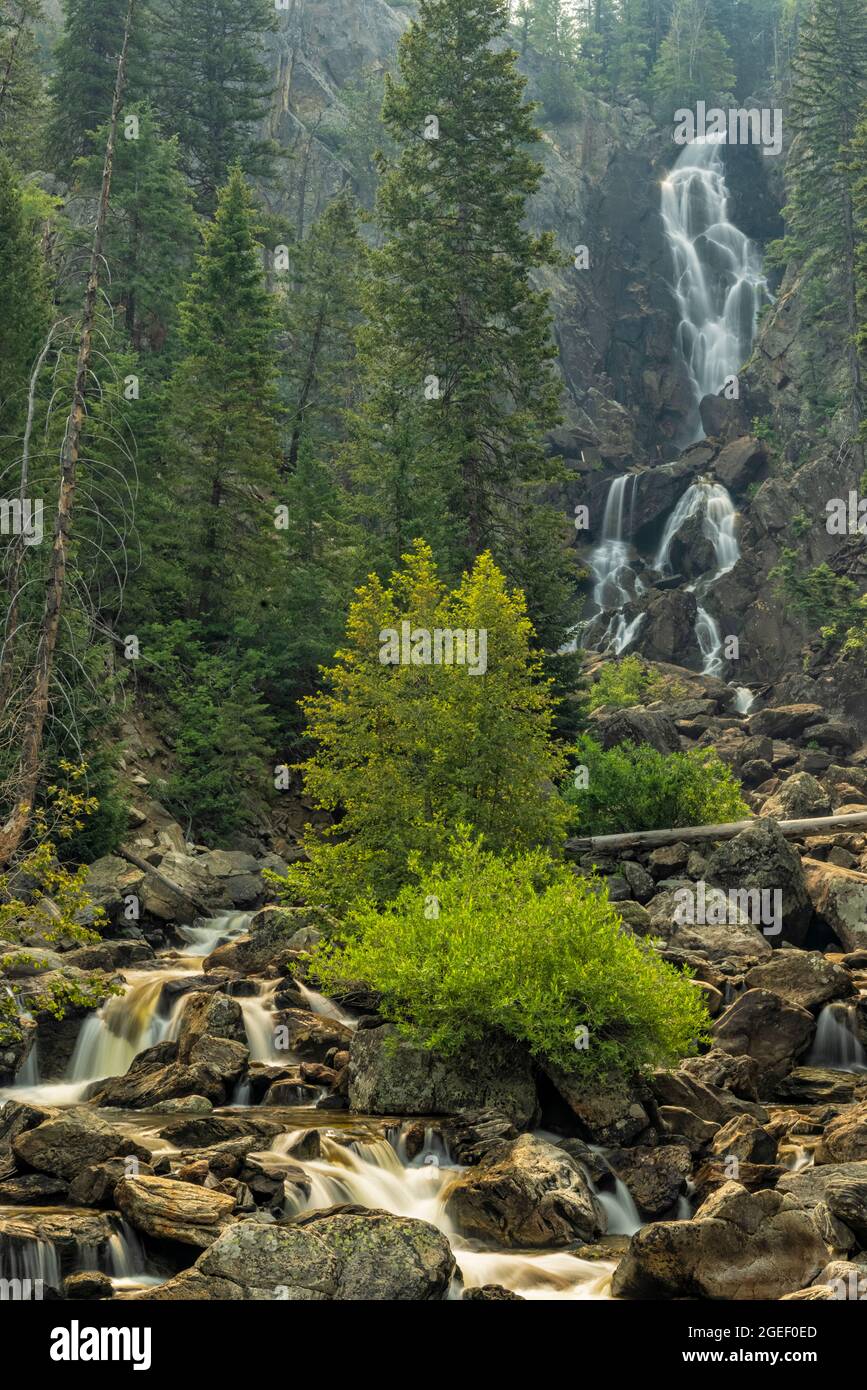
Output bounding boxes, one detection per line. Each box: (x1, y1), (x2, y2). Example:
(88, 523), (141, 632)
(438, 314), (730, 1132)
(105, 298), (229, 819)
(662, 134), (770, 444)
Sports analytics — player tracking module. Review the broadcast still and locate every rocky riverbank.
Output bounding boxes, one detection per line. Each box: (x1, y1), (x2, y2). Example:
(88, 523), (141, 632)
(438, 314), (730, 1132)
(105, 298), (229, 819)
(2, 667), (867, 1301)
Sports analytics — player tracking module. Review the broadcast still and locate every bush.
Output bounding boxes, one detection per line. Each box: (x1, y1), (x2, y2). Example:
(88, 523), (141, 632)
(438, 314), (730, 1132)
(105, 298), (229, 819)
(311, 831), (710, 1078)
(276, 542), (568, 911)
(577, 655), (667, 720)
(564, 734), (750, 835)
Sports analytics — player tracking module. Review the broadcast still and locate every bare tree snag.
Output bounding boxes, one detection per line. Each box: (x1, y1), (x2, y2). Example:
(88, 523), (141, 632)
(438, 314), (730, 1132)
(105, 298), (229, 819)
(0, 0), (137, 868)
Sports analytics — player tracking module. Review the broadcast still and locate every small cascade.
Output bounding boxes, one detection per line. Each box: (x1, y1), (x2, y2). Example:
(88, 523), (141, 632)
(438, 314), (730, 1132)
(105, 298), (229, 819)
(654, 479), (740, 676)
(177, 910), (254, 958)
(733, 686), (756, 713)
(807, 1003), (867, 1073)
(593, 1174), (642, 1236)
(254, 1125), (616, 1300)
(295, 979), (357, 1028)
(68, 971), (192, 1084)
(0, 1235), (61, 1291)
(661, 135), (770, 444)
(239, 988), (280, 1063)
(580, 474), (645, 655)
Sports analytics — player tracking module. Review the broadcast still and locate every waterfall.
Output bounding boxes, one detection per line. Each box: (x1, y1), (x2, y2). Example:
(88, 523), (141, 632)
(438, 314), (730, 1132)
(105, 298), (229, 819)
(581, 474), (645, 655)
(661, 135), (769, 443)
(654, 479), (740, 676)
(807, 1003), (867, 1073)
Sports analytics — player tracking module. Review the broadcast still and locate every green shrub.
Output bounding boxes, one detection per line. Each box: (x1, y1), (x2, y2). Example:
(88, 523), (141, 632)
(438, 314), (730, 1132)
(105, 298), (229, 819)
(770, 552), (867, 656)
(311, 832), (709, 1077)
(564, 734), (750, 835)
(577, 655), (666, 720)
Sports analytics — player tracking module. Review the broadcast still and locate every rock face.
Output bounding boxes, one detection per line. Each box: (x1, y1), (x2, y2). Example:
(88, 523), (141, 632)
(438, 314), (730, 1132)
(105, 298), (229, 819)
(612, 1182), (829, 1300)
(137, 1208), (456, 1301)
(706, 819), (813, 946)
(348, 1026), (538, 1128)
(443, 1135), (603, 1248)
(115, 1175), (236, 1248)
(713, 989), (815, 1090)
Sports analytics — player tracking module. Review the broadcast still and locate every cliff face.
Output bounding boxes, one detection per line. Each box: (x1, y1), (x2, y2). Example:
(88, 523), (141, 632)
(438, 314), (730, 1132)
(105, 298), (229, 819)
(263, 0), (690, 465)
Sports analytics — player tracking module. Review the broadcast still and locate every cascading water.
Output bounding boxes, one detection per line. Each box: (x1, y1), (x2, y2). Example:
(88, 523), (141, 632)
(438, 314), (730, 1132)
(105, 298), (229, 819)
(807, 1003), (867, 1073)
(661, 135), (769, 444)
(580, 474), (645, 655)
(654, 478), (741, 676)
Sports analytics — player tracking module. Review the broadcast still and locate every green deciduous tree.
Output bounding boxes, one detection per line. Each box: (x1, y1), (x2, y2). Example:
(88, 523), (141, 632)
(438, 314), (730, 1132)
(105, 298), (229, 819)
(277, 541), (568, 910)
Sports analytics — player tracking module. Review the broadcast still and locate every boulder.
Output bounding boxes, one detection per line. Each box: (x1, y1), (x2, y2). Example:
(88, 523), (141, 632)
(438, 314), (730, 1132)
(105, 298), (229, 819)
(0, 1172), (69, 1204)
(590, 705), (682, 756)
(708, 1114), (777, 1165)
(748, 705), (826, 739)
(713, 989), (815, 1090)
(777, 1160), (867, 1214)
(541, 1064), (650, 1143)
(137, 1207), (456, 1300)
(83, 856), (146, 923)
(712, 437), (766, 492)
(802, 859), (867, 952)
(775, 1068), (867, 1106)
(678, 1050), (760, 1100)
(606, 1145), (691, 1219)
(706, 818), (812, 946)
(759, 772), (831, 821)
(93, 1054), (228, 1109)
(612, 1181), (829, 1300)
(176, 992), (247, 1062)
(274, 1009), (353, 1063)
(11, 1107), (133, 1181)
(744, 950), (854, 1012)
(115, 1174), (236, 1248)
(443, 1135), (603, 1247)
(348, 1026), (538, 1128)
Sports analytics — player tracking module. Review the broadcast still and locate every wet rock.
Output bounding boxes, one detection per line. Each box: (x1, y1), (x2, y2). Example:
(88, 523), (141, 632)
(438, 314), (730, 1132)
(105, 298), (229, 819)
(116, 1174), (236, 1247)
(64, 1271), (114, 1300)
(68, 1157), (155, 1208)
(0, 1208), (117, 1286)
(814, 1104), (867, 1166)
(824, 1177), (867, 1242)
(541, 1065), (650, 1144)
(158, 1115), (283, 1148)
(92, 1054), (228, 1109)
(775, 1068), (867, 1105)
(649, 1069), (765, 1125)
(607, 1144), (691, 1218)
(138, 1207), (457, 1300)
(349, 1025), (538, 1128)
(612, 1181), (829, 1300)
(706, 818), (812, 946)
(150, 1094), (214, 1115)
(462, 1283), (525, 1300)
(177, 992), (247, 1061)
(186, 1035), (249, 1085)
(744, 950), (854, 1012)
(63, 940), (155, 971)
(11, 1107), (135, 1181)
(635, 590), (699, 667)
(0, 1172), (69, 1204)
(708, 1114), (777, 1165)
(777, 1160), (867, 1216)
(713, 989), (814, 1090)
(443, 1134), (603, 1247)
(274, 1009), (353, 1063)
(712, 437), (766, 492)
(657, 1106), (719, 1150)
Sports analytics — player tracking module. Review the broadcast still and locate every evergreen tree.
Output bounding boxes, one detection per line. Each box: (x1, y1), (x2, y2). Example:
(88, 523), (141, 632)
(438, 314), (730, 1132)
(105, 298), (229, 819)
(151, 0), (277, 212)
(649, 0), (735, 116)
(320, 69), (394, 209)
(784, 0), (867, 433)
(853, 108), (867, 438)
(350, 0), (574, 649)
(75, 102), (198, 352)
(521, 0), (585, 117)
(0, 153), (50, 443)
(45, 0), (148, 169)
(164, 166), (281, 628)
(0, 0), (46, 164)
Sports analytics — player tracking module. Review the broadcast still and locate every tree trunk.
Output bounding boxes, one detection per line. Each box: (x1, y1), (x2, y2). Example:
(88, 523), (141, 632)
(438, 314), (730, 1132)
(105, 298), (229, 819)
(565, 810), (867, 856)
(0, 0), (138, 869)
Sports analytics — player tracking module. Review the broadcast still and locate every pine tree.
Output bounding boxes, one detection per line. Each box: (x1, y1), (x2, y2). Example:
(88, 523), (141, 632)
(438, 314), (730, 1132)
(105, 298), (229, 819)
(521, 0), (585, 117)
(0, 153), (50, 442)
(853, 108), (867, 439)
(0, 0), (46, 164)
(164, 166), (281, 628)
(350, 0), (574, 649)
(785, 0), (867, 434)
(280, 190), (363, 474)
(45, 0), (148, 169)
(75, 102), (198, 352)
(649, 0), (735, 116)
(151, 0), (277, 213)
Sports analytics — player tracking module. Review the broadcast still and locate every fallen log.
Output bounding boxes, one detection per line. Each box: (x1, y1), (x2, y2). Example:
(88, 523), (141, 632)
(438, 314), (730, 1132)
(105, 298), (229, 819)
(565, 810), (867, 856)
(117, 846), (212, 917)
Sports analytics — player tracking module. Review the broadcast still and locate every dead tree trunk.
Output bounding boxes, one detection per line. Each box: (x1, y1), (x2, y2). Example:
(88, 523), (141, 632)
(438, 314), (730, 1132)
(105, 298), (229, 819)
(565, 810), (867, 856)
(0, 0), (137, 869)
